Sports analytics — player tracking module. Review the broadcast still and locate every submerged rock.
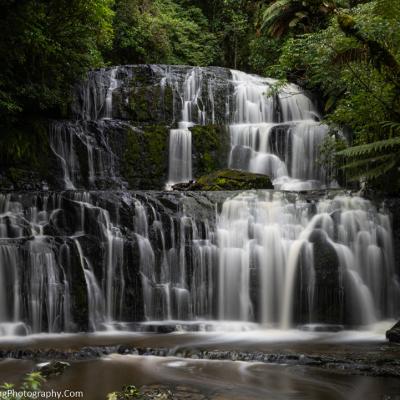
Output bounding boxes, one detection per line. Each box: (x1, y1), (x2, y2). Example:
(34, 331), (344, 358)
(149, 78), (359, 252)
(386, 321), (400, 343)
(172, 169), (273, 191)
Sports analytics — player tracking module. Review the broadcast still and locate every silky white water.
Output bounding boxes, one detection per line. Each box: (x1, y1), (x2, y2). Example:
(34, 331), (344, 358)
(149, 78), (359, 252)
(229, 70), (330, 190)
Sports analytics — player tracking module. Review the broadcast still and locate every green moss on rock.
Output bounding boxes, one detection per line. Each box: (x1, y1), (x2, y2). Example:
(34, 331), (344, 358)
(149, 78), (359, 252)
(173, 169), (273, 191)
(127, 76), (174, 124)
(191, 125), (229, 176)
(121, 125), (169, 189)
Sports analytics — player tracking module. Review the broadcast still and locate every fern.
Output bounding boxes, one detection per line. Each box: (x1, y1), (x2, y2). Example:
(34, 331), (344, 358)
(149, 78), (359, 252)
(344, 157), (397, 181)
(338, 123), (400, 182)
(338, 136), (400, 158)
(340, 153), (394, 170)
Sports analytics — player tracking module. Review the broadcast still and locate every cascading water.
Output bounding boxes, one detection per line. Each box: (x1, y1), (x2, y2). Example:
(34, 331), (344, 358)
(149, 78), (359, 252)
(134, 197), (216, 321)
(229, 70), (331, 191)
(166, 68), (205, 187)
(1, 65), (399, 337)
(0, 190), (399, 334)
(217, 191), (400, 328)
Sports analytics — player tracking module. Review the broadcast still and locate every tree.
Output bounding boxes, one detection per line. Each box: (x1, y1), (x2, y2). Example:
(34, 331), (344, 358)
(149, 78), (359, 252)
(0, 0), (114, 122)
(109, 0), (217, 66)
(261, 0), (351, 38)
(269, 0), (400, 189)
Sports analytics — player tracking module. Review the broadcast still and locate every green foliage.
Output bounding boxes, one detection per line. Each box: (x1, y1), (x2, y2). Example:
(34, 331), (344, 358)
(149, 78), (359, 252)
(1, 372), (45, 400)
(317, 134), (347, 182)
(338, 127), (400, 182)
(107, 384), (173, 399)
(266, 0), (400, 188)
(107, 385), (141, 399)
(261, 0), (349, 39)
(0, 0), (114, 122)
(109, 0), (217, 66)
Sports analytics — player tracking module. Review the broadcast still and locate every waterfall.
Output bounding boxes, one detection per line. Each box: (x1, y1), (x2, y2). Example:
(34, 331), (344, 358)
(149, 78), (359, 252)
(133, 197), (216, 321)
(50, 120), (121, 190)
(2, 65), (400, 336)
(105, 68), (118, 119)
(216, 192), (400, 328)
(0, 190), (398, 334)
(228, 70), (330, 190)
(0, 193), (72, 334)
(167, 129), (192, 186)
(166, 68), (203, 187)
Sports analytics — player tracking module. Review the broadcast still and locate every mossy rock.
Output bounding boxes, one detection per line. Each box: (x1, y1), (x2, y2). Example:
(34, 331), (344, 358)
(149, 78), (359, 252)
(126, 76), (174, 124)
(173, 169), (273, 191)
(190, 125), (230, 176)
(121, 125), (169, 189)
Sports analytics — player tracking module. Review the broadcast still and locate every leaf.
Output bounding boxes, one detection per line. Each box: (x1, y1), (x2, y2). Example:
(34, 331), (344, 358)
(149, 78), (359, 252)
(338, 137), (400, 158)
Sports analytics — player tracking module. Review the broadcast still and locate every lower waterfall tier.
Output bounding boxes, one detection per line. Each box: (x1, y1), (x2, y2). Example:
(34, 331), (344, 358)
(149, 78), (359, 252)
(0, 190), (399, 335)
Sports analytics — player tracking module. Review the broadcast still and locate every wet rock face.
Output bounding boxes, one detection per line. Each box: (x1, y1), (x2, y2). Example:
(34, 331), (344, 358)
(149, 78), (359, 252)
(307, 229), (342, 325)
(384, 198), (400, 277)
(0, 191), (227, 334)
(14, 65), (235, 192)
(72, 65), (233, 125)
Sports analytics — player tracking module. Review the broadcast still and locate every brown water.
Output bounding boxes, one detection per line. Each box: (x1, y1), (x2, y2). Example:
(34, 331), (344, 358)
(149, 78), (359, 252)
(0, 329), (399, 399)
(0, 355), (399, 400)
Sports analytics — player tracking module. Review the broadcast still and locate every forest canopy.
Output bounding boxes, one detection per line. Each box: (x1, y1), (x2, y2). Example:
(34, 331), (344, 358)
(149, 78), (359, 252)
(0, 0), (399, 191)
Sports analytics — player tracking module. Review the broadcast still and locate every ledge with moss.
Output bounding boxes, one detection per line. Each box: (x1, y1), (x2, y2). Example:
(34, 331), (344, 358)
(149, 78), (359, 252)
(172, 169), (273, 191)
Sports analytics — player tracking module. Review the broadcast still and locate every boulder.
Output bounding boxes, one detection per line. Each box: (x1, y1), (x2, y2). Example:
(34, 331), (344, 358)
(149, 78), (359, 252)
(386, 320), (400, 343)
(172, 169), (273, 191)
(36, 361), (70, 378)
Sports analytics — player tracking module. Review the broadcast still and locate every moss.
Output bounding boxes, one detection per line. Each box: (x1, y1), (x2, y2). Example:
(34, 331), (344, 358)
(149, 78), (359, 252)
(173, 169), (273, 191)
(143, 125), (168, 169)
(121, 126), (142, 187)
(128, 76), (174, 124)
(190, 125), (230, 176)
(337, 13), (356, 33)
(121, 125), (168, 189)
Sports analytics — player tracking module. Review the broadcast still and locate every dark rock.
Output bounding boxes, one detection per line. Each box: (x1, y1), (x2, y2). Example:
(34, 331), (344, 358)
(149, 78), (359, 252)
(36, 361), (70, 378)
(386, 320), (400, 343)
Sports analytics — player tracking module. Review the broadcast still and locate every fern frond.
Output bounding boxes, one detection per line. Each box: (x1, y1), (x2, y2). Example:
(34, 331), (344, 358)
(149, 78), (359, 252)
(261, 0), (300, 37)
(338, 137), (400, 158)
(340, 154), (394, 170)
(345, 158), (397, 181)
(381, 121), (400, 133)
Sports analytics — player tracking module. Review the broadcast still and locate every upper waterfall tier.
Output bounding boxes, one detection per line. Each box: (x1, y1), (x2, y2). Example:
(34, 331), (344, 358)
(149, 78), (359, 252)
(32, 65), (333, 192)
(72, 65), (232, 125)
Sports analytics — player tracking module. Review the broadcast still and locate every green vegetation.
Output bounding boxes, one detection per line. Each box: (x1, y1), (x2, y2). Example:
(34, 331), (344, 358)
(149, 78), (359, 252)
(109, 0), (217, 66)
(0, 372), (45, 400)
(173, 169), (273, 191)
(107, 384), (173, 399)
(262, 0), (400, 191)
(1, 0), (400, 192)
